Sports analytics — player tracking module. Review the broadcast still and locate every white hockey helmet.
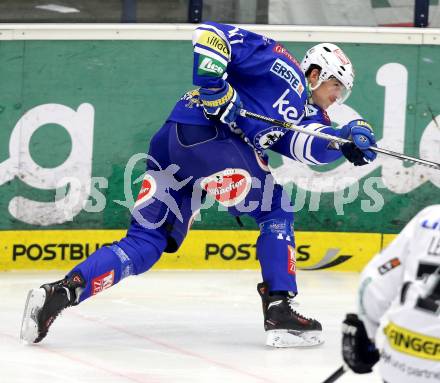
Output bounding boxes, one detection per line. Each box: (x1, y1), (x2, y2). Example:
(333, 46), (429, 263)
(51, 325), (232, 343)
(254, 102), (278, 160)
(300, 43), (354, 104)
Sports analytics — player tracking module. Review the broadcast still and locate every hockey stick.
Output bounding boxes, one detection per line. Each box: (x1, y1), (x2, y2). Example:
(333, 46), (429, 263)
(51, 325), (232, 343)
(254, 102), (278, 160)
(321, 365), (346, 383)
(239, 109), (440, 170)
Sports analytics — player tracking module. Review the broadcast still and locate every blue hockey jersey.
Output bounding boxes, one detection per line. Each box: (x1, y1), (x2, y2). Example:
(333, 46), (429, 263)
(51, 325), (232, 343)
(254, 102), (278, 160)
(167, 21), (344, 165)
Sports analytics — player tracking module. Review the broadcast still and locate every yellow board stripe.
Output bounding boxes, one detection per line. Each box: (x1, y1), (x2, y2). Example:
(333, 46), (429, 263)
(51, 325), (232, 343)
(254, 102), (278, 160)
(0, 230), (393, 272)
(384, 322), (440, 361)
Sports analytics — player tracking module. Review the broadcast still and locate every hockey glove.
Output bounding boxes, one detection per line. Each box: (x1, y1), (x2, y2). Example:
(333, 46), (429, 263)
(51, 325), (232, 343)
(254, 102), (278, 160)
(342, 313), (380, 374)
(199, 79), (241, 125)
(340, 119), (377, 166)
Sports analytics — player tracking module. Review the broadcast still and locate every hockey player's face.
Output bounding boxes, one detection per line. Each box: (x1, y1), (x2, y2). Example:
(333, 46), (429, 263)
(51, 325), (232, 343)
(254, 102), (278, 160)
(312, 78), (344, 109)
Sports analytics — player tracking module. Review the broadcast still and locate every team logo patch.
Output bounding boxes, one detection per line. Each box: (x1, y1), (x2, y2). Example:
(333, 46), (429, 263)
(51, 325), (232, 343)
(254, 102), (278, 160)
(305, 104), (318, 117)
(92, 270), (114, 295)
(181, 89), (202, 109)
(134, 174), (157, 208)
(378, 257), (401, 275)
(255, 126), (285, 149)
(200, 168), (251, 207)
(288, 245), (296, 275)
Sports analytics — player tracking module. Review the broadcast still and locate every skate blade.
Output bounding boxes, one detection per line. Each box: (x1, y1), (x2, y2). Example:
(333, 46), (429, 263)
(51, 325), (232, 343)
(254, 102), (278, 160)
(266, 329), (324, 348)
(20, 288), (46, 344)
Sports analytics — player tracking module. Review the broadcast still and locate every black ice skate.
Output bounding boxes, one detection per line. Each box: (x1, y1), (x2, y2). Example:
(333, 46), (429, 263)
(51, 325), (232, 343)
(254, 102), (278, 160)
(20, 273), (85, 343)
(257, 282), (323, 347)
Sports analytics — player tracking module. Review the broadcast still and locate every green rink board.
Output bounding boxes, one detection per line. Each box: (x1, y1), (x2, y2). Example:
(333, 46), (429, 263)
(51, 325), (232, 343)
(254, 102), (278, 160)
(0, 40), (439, 233)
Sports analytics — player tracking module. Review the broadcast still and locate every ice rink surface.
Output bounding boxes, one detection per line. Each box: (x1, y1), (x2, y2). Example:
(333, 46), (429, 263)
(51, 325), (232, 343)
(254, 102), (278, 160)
(0, 270), (383, 383)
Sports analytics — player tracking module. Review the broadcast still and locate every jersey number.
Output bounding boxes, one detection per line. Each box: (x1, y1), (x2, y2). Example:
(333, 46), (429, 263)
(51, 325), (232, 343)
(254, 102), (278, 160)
(402, 261), (440, 315)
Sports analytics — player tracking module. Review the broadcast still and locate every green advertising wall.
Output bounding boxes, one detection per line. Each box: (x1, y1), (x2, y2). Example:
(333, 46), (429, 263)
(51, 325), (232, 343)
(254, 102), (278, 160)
(0, 39), (439, 234)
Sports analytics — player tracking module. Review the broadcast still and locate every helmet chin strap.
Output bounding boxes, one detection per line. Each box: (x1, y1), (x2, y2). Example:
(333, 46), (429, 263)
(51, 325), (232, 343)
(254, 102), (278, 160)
(309, 78), (323, 91)
(307, 78), (323, 103)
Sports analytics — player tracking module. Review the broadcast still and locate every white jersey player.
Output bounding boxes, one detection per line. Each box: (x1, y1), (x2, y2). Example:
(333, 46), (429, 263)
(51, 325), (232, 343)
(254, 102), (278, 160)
(342, 205), (440, 382)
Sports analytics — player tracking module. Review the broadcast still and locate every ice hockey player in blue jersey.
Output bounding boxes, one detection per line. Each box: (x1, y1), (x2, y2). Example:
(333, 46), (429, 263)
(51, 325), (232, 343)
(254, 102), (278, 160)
(21, 22), (377, 348)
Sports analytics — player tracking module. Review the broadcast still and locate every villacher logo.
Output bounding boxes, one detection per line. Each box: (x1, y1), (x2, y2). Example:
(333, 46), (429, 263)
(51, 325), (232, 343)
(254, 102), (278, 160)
(206, 35), (229, 56)
(200, 168), (252, 207)
(206, 178), (245, 196)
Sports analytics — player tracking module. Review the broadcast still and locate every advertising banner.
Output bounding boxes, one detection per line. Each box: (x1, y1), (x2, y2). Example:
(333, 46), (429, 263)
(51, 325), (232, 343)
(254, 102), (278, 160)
(0, 229), (392, 271)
